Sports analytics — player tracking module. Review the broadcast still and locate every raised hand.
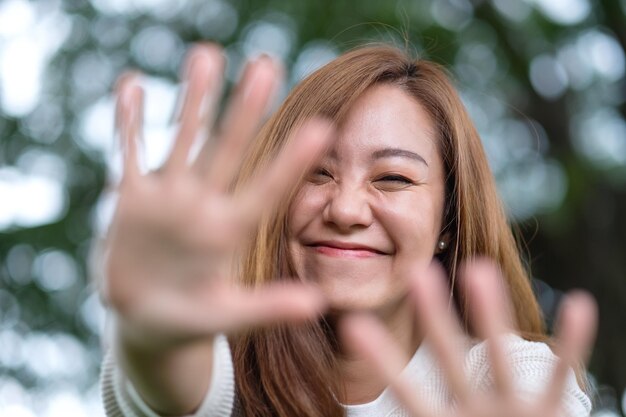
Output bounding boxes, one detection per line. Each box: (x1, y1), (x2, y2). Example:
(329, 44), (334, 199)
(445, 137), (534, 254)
(103, 45), (333, 350)
(340, 260), (597, 417)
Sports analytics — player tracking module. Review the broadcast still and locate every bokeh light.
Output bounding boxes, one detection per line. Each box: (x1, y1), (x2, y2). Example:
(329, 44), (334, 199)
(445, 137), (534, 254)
(529, 54), (569, 100)
(528, 0), (591, 25)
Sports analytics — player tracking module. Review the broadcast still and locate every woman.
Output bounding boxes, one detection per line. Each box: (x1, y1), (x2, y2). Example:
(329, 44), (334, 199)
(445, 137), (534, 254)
(100, 44), (596, 417)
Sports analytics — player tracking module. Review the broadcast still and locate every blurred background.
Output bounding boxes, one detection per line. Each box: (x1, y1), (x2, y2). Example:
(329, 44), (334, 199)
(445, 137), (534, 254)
(0, 0), (624, 416)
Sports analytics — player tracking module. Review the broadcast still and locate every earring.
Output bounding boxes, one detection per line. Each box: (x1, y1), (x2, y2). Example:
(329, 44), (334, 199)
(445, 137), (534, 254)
(437, 240), (447, 251)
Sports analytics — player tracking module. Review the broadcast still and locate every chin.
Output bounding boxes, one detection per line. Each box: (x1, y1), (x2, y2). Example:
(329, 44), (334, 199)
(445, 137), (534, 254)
(323, 284), (409, 315)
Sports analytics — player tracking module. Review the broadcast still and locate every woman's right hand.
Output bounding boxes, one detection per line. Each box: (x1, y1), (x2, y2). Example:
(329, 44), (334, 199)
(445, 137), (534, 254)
(104, 44), (332, 350)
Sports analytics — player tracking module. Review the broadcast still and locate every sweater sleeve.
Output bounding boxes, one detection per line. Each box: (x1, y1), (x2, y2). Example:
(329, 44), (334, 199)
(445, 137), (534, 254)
(466, 335), (592, 417)
(100, 334), (235, 417)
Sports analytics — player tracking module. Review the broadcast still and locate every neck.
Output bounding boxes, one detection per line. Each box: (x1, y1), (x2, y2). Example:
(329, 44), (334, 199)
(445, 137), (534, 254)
(335, 296), (421, 405)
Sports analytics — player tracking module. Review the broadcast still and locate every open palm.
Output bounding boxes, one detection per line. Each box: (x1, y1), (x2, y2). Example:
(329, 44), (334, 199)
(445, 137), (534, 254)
(104, 45), (332, 349)
(341, 260), (597, 417)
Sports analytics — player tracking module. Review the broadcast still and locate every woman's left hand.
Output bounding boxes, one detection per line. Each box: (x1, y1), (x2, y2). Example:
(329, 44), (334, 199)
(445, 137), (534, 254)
(340, 259), (597, 417)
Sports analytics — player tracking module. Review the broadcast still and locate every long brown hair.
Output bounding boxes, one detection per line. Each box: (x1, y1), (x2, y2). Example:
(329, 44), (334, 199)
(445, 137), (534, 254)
(232, 44), (545, 417)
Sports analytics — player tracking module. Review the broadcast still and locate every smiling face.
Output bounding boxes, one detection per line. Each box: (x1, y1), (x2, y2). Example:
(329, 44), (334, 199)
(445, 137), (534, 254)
(288, 83), (447, 311)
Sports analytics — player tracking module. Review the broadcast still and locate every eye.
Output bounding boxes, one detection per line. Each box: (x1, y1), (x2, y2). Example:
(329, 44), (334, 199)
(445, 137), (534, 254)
(307, 167), (333, 184)
(372, 173), (416, 190)
(375, 174), (414, 184)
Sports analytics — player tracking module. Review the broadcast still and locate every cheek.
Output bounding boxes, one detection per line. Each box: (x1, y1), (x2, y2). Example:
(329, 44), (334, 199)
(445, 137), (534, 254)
(287, 185), (327, 236)
(377, 191), (445, 252)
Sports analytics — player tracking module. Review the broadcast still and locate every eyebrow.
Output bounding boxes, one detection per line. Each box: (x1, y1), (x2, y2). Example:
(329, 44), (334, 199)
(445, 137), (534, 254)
(371, 148), (429, 166)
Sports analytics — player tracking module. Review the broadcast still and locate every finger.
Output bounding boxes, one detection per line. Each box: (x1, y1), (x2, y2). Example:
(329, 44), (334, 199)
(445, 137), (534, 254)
(541, 291), (597, 416)
(236, 118), (334, 225)
(129, 281), (327, 338)
(461, 259), (515, 399)
(216, 281), (329, 330)
(115, 72), (144, 183)
(410, 263), (471, 405)
(339, 314), (432, 417)
(202, 55), (282, 191)
(165, 45), (224, 173)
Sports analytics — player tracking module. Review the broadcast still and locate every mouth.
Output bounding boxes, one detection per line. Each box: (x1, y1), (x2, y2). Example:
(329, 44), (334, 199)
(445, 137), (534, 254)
(306, 240), (388, 258)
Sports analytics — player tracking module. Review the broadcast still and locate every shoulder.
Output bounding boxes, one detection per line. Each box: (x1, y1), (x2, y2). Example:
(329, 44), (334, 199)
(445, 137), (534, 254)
(465, 334), (592, 417)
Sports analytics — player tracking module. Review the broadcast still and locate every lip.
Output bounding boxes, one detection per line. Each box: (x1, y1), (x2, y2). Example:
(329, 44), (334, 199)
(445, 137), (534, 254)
(306, 240), (388, 258)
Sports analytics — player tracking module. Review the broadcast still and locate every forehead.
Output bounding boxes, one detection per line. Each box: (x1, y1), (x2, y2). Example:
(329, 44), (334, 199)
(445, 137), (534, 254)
(330, 83), (438, 159)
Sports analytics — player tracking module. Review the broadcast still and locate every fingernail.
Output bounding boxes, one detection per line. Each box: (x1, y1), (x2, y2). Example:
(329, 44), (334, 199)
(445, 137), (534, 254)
(242, 56), (277, 101)
(184, 47), (204, 79)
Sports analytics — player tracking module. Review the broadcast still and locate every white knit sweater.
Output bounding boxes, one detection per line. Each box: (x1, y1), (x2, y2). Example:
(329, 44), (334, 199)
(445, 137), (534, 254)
(101, 334), (592, 417)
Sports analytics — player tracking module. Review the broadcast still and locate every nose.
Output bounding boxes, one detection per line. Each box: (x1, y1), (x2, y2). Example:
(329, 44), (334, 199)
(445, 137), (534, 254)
(322, 184), (373, 231)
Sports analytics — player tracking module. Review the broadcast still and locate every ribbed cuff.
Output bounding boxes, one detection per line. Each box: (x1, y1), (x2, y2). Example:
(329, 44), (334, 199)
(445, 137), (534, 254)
(100, 334), (235, 417)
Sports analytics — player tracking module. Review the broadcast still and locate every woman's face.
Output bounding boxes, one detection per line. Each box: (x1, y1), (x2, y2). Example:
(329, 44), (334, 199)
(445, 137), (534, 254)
(288, 83), (447, 311)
